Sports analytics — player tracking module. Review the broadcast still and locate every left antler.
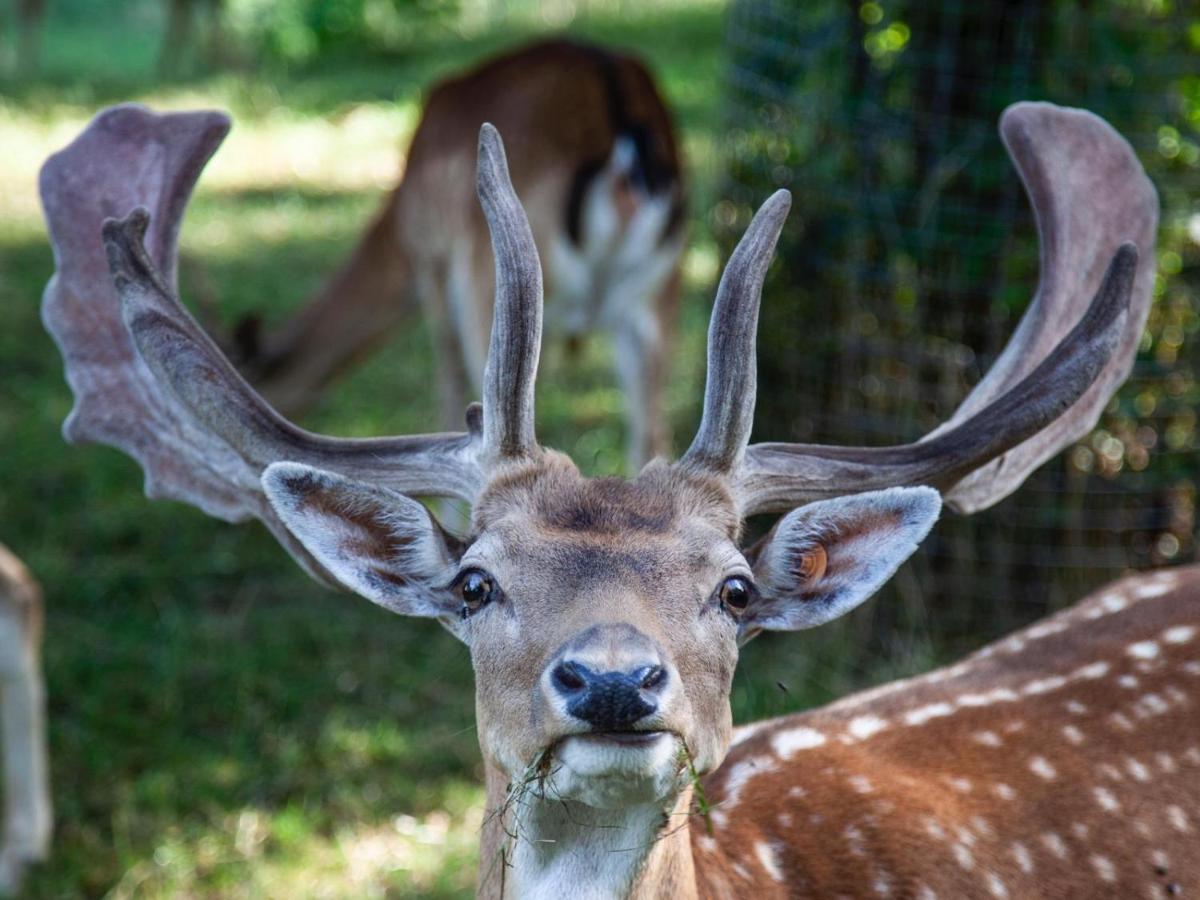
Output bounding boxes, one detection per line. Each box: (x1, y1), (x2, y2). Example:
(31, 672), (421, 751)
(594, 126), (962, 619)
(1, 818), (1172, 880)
(686, 102), (1158, 515)
(41, 105), (544, 581)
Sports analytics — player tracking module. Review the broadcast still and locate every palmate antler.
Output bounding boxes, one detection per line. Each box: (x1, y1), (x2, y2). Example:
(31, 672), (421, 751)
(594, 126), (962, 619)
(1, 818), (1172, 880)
(40, 100), (1156, 593)
(684, 102), (1158, 515)
(40, 106), (542, 582)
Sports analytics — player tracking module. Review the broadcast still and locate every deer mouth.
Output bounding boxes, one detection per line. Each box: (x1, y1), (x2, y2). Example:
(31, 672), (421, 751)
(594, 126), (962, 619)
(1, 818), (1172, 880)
(576, 730), (668, 747)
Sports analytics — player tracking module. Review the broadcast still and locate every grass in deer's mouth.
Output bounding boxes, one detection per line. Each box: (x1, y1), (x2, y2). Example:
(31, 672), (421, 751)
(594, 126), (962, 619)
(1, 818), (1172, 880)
(677, 744), (714, 835)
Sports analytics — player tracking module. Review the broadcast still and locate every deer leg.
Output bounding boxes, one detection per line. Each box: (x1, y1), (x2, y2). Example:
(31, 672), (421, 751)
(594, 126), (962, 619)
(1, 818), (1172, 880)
(0, 607), (51, 895)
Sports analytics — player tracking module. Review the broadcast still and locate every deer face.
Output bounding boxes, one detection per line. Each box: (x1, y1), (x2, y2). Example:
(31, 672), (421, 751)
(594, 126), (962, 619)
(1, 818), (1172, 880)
(261, 451), (940, 808)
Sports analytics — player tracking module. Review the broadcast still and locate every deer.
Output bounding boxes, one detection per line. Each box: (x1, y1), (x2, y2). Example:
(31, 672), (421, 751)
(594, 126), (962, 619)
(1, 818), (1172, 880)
(38, 99), (1198, 898)
(0, 544), (50, 896)
(232, 39), (685, 471)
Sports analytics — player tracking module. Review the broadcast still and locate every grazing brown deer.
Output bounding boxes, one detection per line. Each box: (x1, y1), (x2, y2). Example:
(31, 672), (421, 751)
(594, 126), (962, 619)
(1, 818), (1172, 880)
(0, 544), (49, 896)
(235, 39), (685, 470)
(39, 99), (1196, 899)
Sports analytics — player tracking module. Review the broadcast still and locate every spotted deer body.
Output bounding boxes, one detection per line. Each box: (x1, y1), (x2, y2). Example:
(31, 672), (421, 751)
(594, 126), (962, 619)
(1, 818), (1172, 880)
(0, 544), (50, 896)
(39, 98), (1179, 899)
(699, 567), (1200, 898)
(238, 39), (684, 468)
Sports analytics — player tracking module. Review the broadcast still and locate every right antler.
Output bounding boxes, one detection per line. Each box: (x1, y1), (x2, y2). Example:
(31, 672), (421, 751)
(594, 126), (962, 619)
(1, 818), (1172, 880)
(40, 106), (542, 580)
(684, 102), (1158, 516)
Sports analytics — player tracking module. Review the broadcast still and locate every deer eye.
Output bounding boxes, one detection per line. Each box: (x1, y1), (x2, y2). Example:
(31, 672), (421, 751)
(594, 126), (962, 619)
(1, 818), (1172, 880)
(718, 576), (754, 617)
(454, 568), (501, 617)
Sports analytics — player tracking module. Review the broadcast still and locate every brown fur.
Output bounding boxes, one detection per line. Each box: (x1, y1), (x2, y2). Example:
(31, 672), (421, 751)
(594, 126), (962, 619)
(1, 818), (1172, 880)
(696, 567), (1200, 898)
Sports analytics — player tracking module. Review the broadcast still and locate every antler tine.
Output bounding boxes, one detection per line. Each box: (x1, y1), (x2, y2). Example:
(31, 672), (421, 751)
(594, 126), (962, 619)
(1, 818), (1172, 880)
(476, 123), (543, 462)
(683, 190), (791, 474)
(41, 105), (492, 586)
(735, 102), (1157, 517)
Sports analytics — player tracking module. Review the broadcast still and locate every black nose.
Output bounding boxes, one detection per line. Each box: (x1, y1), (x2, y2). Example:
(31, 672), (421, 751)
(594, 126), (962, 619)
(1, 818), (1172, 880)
(550, 661), (668, 731)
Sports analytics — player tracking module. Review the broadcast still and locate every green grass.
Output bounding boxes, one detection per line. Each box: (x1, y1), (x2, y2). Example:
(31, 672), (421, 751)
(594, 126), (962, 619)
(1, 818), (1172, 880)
(1, 3), (940, 895)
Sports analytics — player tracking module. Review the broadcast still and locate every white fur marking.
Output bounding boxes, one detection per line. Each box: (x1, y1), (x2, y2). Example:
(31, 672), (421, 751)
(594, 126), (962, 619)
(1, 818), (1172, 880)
(755, 841), (785, 882)
(1029, 756), (1057, 780)
(1166, 805), (1191, 832)
(1012, 842), (1034, 874)
(905, 703), (954, 726)
(848, 715), (889, 741)
(1127, 641), (1160, 660)
(1090, 855), (1117, 882)
(771, 727), (826, 758)
(1163, 625), (1196, 644)
(1041, 832), (1069, 860)
(1094, 787), (1120, 812)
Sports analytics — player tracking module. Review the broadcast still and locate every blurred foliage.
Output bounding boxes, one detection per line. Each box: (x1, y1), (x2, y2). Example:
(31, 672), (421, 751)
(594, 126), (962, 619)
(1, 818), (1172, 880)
(223, 0), (460, 64)
(722, 0), (1200, 650)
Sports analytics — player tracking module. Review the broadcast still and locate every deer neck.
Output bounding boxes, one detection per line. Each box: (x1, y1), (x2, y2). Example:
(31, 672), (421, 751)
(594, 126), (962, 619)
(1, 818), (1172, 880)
(479, 763), (698, 900)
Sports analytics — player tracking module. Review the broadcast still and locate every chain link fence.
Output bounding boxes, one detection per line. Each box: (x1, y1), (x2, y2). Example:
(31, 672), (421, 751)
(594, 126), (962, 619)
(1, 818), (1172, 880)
(720, 0), (1198, 661)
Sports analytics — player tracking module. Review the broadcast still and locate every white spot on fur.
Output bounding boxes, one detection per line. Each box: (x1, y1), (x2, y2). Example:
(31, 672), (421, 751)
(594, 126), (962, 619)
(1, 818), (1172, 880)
(916, 886), (938, 900)
(710, 755), (776, 827)
(755, 841), (784, 882)
(986, 872), (1009, 898)
(1134, 581), (1172, 599)
(1125, 758), (1151, 782)
(924, 818), (946, 841)
(1062, 725), (1085, 745)
(1167, 805), (1191, 832)
(1152, 850), (1170, 869)
(788, 785), (806, 799)
(848, 715), (889, 741)
(849, 775), (874, 794)
(844, 824), (867, 857)
(1029, 756), (1057, 780)
(1134, 693), (1170, 718)
(1066, 700), (1088, 715)
(772, 727), (826, 758)
(1075, 661), (1111, 680)
(872, 872), (892, 896)
(1091, 854), (1117, 882)
(973, 730), (1002, 747)
(1118, 675), (1141, 689)
(1183, 661), (1200, 676)
(1128, 641), (1160, 660)
(1023, 675), (1067, 696)
(1012, 842), (1034, 874)
(1163, 625), (1196, 644)
(1101, 592), (1129, 613)
(993, 783), (1016, 801)
(1026, 620), (1069, 640)
(1094, 787), (1120, 812)
(777, 812), (792, 828)
(947, 777), (973, 794)
(1072, 822), (1090, 839)
(1041, 832), (1069, 859)
(1155, 752), (1177, 774)
(952, 843), (974, 870)
(698, 835), (718, 853)
(1186, 746), (1200, 765)
(904, 703), (954, 726)
(1109, 712), (1135, 732)
(1099, 763), (1124, 782)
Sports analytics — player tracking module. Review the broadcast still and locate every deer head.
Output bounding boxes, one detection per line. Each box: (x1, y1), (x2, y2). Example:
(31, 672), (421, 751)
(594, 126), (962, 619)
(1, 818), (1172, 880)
(40, 103), (1155, 828)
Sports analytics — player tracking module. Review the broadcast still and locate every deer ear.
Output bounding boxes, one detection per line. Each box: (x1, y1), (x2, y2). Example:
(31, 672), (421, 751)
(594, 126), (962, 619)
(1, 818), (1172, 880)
(746, 487), (940, 633)
(262, 462), (464, 619)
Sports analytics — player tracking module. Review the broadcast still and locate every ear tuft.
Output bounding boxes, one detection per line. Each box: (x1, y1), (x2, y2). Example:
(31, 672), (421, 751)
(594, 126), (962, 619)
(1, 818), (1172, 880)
(748, 486), (940, 632)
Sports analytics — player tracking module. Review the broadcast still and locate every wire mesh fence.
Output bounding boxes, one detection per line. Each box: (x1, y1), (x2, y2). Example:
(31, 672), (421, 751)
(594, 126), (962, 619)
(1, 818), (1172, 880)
(719, 0), (1199, 660)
